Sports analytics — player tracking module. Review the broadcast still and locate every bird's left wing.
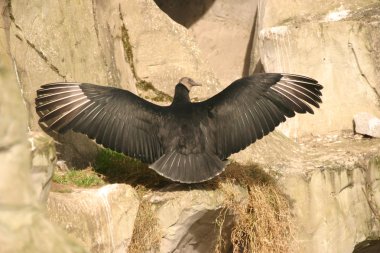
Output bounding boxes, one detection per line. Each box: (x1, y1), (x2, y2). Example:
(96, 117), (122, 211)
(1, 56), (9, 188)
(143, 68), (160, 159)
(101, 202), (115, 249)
(36, 83), (165, 163)
(196, 73), (323, 160)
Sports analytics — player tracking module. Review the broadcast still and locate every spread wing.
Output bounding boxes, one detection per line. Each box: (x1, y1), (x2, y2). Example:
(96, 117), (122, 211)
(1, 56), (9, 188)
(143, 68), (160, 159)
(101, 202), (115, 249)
(36, 83), (165, 163)
(197, 73), (323, 160)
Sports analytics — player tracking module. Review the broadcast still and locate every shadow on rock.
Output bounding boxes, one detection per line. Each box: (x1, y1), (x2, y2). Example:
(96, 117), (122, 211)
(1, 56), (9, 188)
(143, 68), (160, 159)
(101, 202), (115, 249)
(154, 0), (216, 28)
(93, 147), (278, 192)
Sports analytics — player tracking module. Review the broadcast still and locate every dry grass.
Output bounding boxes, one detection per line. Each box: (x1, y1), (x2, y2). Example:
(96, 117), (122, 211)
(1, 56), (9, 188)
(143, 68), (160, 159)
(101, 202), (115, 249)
(230, 185), (292, 253)
(214, 207), (231, 252)
(94, 149), (293, 252)
(214, 163), (294, 253)
(128, 186), (161, 253)
(95, 149), (162, 252)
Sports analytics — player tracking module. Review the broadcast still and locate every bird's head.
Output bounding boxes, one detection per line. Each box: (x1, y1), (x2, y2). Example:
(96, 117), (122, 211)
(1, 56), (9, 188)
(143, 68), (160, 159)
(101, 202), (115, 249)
(179, 77), (202, 91)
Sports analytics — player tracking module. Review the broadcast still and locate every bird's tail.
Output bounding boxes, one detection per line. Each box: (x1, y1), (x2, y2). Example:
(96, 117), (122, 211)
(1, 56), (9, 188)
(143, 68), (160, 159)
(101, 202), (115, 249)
(150, 151), (226, 183)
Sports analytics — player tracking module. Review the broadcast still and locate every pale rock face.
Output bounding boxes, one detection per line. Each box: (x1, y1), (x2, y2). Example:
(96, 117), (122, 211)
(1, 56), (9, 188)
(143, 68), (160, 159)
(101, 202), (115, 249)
(0, 30), (34, 206)
(256, 1), (380, 137)
(3, 1), (380, 252)
(283, 159), (379, 253)
(154, 0), (259, 88)
(120, 0), (220, 100)
(8, 0), (222, 166)
(47, 184), (140, 253)
(148, 184), (248, 252)
(354, 112), (380, 138)
(0, 207), (88, 253)
(9, 0), (114, 166)
(29, 132), (57, 203)
(241, 132), (380, 253)
(0, 8), (87, 252)
(187, 0), (258, 86)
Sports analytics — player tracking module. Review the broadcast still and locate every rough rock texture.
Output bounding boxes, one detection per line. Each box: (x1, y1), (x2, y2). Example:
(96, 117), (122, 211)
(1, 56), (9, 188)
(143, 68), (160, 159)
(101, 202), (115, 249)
(283, 143), (380, 253)
(8, 0), (221, 166)
(147, 184), (248, 252)
(29, 131), (56, 203)
(255, 1), (380, 137)
(234, 132), (380, 253)
(47, 184), (140, 253)
(46, 182), (248, 253)
(155, 0), (258, 85)
(0, 207), (88, 253)
(0, 22), (34, 208)
(47, 135), (380, 253)
(8, 0), (120, 167)
(3, 0), (380, 252)
(0, 6), (87, 252)
(118, 0), (220, 99)
(354, 112), (380, 138)
(9, 141), (379, 249)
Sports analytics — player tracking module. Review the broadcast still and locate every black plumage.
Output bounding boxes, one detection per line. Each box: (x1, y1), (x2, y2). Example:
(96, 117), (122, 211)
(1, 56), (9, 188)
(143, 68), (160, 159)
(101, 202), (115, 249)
(35, 73), (323, 183)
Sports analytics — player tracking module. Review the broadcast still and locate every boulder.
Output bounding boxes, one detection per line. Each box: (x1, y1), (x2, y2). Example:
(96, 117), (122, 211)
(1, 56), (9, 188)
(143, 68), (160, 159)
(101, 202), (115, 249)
(4, 1), (380, 252)
(10, 131), (380, 253)
(118, 0), (220, 100)
(8, 0), (223, 166)
(47, 184), (140, 253)
(0, 7), (87, 252)
(147, 183), (248, 252)
(256, 1), (380, 137)
(244, 133), (380, 253)
(282, 154), (380, 253)
(354, 112), (380, 138)
(29, 131), (56, 203)
(0, 26), (34, 207)
(155, 0), (259, 86)
(0, 207), (88, 253)
(9, 0), (108, 166)
(45, 169), (293, 253)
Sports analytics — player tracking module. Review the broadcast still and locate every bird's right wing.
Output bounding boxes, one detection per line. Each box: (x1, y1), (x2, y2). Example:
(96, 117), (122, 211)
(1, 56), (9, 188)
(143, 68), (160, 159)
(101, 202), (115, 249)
(36, 83), (166, 163)
(197, 73), (323, 160)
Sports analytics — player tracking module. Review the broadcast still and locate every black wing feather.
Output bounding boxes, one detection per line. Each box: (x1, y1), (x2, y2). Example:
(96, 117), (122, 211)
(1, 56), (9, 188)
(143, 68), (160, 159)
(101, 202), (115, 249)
(196, 73), (323, 159)
(36, 73), (322, 184)
(36, 83), (165, 163)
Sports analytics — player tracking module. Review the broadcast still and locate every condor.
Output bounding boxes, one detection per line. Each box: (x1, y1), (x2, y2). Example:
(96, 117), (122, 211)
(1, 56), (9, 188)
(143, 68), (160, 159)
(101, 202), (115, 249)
(36, 73), (323, 183)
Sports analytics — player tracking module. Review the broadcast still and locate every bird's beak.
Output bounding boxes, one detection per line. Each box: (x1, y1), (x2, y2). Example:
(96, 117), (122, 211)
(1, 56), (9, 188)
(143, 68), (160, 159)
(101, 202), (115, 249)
(191, 80), (202, 87)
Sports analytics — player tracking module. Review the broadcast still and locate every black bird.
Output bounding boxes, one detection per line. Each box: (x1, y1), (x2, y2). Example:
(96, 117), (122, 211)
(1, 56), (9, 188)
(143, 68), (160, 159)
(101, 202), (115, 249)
(35, 73), (323, 183)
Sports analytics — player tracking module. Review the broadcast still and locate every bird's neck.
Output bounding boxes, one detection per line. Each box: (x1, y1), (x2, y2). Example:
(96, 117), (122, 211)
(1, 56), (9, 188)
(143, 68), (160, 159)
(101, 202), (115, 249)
(172, 83), (191, 105)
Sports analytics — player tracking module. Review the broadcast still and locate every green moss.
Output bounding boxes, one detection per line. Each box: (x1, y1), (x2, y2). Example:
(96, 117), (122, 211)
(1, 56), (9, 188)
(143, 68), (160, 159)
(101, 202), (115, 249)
(96, 148), (146, 172)
(374, 156), (380, 167)
(120, 21), (139, 80)
(152, 92), (172, 103)
(118, 15), (171, 103)
(121, 25), (134, 68)
(136, 80), (155, 91)
(94, 148), (170, 187)
(6, 0), (15, 22)
(53, 169), (105, 187)
(136, 80), (172, 103)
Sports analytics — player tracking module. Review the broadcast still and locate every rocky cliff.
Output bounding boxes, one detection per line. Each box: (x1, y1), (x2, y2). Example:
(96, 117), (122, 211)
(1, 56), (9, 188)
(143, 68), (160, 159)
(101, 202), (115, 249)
(1, 0), (380, 252)
(0, 1), (87, 251)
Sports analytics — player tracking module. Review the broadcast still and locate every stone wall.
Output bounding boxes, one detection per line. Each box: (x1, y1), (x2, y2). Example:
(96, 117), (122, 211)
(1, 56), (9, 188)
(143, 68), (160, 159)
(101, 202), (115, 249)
(0, 2), (87, 251)
(256, 0), (380, 137)
(2, 0), (380, 252)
